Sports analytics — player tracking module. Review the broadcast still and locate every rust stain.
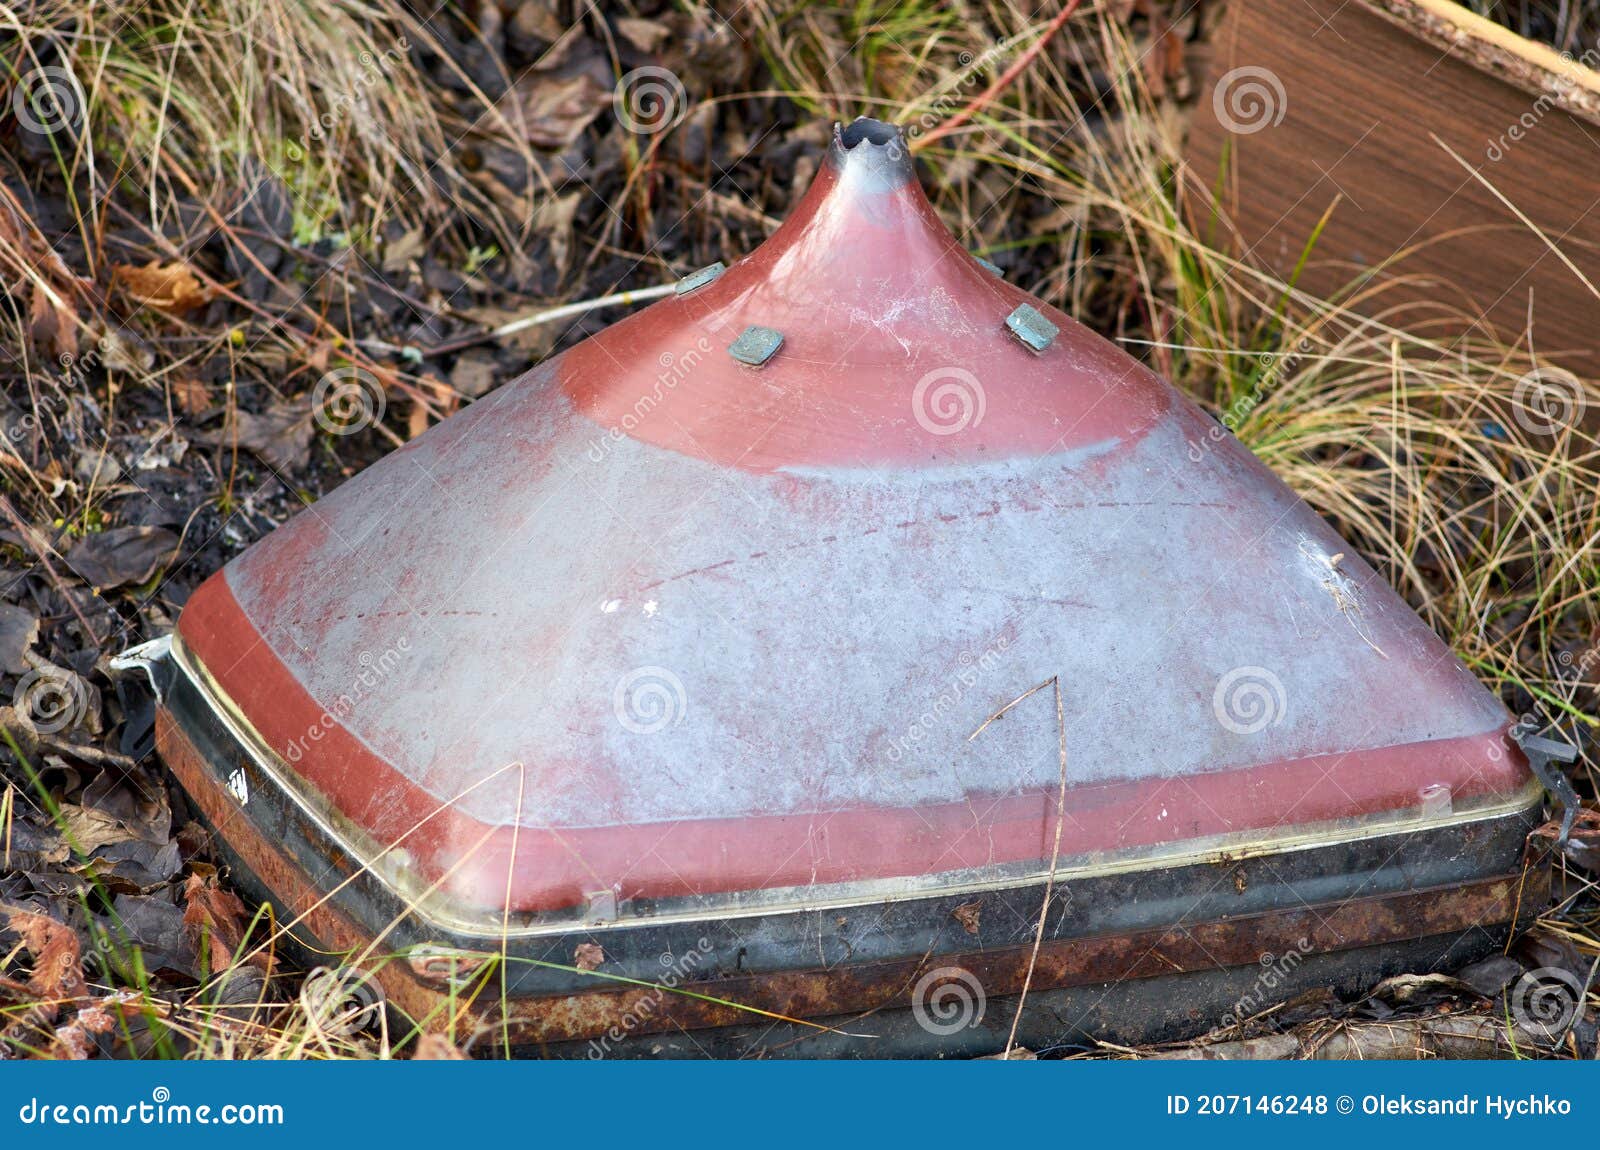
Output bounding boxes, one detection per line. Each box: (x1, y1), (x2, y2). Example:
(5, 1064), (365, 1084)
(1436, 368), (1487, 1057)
(158, 706), (1540, 1048)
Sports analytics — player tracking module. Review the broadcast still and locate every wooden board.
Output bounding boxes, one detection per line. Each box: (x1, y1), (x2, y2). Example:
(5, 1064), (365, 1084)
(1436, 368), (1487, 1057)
(1186, 0), (1600, 366)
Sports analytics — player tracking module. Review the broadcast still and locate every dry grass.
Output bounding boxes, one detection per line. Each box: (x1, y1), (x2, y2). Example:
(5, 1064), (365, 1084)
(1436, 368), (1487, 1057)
(5, 0), (527, 250)
(1462, 0), (1600, 53)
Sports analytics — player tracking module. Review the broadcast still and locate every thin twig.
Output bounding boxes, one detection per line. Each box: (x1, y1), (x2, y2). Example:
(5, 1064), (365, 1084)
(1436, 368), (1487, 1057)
(968, 675), (1071, 1056)
(914, 0), (1087, 152)
(411, 283), (680, 358)
(967, 677), (1053, 741)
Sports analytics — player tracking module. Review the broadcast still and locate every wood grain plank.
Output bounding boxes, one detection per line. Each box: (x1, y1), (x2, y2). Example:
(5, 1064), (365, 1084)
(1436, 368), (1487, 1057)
(1187, 0), (1600, 366)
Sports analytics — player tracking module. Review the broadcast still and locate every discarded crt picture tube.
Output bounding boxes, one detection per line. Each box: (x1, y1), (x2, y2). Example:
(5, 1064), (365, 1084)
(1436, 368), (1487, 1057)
(147, 117), (1543, 1057)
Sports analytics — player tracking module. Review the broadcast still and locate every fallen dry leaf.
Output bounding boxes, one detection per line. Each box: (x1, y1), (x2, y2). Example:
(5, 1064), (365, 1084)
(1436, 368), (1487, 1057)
(170, 376), (211, 416)
(574, 942), (605, 971)
(952, 899), (983, 936)
(183, 872), (272, 975)
(113, 259), (212, 315)
(78, 768), (171, 846)
(196, 399), (313, 472)
(0, 602), (39, 675)
(51, 1000), (117, 1059)
(0, 904), (90, 1022)
(449, 351), (498, 399)
(381, 227), (426, 274)
(616, 16), (671, 52)
(534, 191), (581, 276)
(27, 279), (78, 362)
(57, 803), (143, 855)
(66, 526), (180, 590)
(511, 0), (565, 45)
(94, 326), (156, 375)
(510, 71), (610, 149)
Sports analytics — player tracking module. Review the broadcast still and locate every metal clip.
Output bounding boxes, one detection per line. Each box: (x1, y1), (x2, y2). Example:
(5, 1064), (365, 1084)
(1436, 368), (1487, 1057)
(583, 888), (619, 924)
(1005, 304), (1057, 353)
(1511, 718), (1581, 847)
(108, 633), (174, 703)
(675, 262), (726, 295)
(407, 944), (491, 989)
(728, 325), (784, 367)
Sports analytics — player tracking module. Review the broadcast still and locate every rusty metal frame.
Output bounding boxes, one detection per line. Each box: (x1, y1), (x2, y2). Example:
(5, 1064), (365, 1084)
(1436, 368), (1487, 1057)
(154, 640), (1549, 1056)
